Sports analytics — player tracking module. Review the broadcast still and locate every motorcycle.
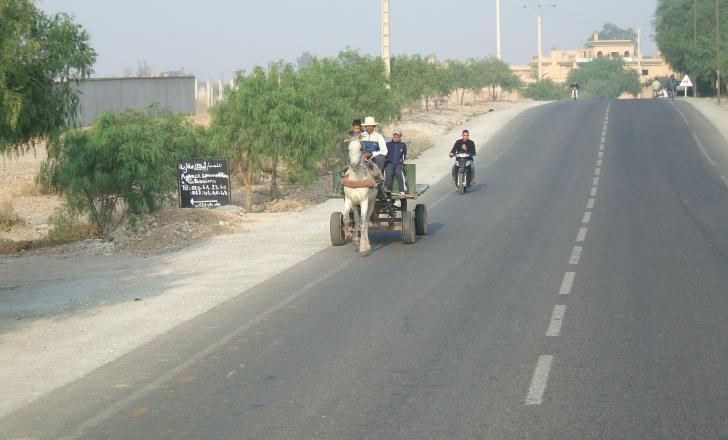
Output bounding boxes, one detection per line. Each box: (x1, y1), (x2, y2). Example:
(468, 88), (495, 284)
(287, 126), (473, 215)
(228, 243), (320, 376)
(454, 152), (474, 195)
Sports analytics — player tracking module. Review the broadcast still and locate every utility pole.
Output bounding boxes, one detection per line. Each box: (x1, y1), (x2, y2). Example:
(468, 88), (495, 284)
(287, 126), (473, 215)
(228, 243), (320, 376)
(382, 0), (391, 78)
(496, 0), (502, 60)
(637, 26), (642, 99)
(718, 0), (722, 105)
(537, 16), (543, 81)
(695, 0), (699, 97)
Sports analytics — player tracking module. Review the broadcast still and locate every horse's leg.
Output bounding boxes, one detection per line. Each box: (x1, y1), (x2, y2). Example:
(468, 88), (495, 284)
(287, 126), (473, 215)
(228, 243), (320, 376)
(359, 198), (372, 253)
(352, 203), (361, 249)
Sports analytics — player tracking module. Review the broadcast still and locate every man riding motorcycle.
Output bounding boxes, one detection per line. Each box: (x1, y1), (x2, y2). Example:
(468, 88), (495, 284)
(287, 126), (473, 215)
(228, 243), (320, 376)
(666, 74), (679, 98)
(449, 130), (476, 186)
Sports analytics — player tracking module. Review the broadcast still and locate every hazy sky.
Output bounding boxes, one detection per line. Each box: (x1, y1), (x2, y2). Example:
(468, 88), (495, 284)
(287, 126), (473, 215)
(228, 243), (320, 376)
(37, 0), (659, 80)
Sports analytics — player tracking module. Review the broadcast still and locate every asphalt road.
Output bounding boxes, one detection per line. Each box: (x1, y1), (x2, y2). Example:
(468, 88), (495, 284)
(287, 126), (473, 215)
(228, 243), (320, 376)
(3, 99), (728, 439)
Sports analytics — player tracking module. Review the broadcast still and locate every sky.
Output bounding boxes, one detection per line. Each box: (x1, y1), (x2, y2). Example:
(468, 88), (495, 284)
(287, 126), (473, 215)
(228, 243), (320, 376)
(37, 0), (659, 81)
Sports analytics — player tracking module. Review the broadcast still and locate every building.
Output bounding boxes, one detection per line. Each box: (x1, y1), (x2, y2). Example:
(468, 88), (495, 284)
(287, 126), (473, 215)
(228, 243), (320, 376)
(513, 32), (678, 93)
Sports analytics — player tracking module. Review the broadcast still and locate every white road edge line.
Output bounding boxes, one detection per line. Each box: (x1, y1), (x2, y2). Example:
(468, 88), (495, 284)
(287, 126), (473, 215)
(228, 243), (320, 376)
(59, 259), (353, 440)
(676, 107), (690, 125)
(569, 246), (582, 265)
(692, 132), (716, 166)
(546, 305), (567, 337)
(587, 198), (596, 210)
(525, 355), (554, 405)
(722, 175), (728, 188)
(581, 211), (592, 224)
(559, 271), (576, 295)
(576, 227), (588, 242)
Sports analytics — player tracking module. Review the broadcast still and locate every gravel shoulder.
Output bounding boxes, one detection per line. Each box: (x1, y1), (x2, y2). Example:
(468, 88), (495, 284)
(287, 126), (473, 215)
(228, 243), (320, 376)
(0, 100), (545, 419)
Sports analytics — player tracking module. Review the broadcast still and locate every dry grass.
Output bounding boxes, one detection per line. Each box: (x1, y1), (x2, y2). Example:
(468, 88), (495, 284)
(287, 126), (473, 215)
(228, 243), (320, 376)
(0, 200), (23, 227)
(406, 137), (435, 160)
(13, 181), (43, 197)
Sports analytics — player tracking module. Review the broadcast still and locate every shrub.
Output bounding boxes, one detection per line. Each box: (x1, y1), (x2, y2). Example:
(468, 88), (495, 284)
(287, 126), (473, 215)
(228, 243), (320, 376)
(0, 200), (22, 227)
(521, 79), (567, 101)
(38, 106), (211, 238)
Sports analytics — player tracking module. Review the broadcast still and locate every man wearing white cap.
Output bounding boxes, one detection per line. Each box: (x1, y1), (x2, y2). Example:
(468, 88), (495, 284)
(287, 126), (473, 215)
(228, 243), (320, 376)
(360, 116), (388, 171)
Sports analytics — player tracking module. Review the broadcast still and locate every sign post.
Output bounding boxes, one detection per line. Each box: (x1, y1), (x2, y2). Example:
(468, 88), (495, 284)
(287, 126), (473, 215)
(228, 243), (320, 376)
(178, 159), (231, 208)
(680, 75), (693, 98)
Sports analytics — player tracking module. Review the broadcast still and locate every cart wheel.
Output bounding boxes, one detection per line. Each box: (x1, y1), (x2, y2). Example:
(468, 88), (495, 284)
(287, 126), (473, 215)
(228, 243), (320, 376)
(414, 204), (428, 236)
(330, 212), (346, 246)
(401, 211), (416, 244)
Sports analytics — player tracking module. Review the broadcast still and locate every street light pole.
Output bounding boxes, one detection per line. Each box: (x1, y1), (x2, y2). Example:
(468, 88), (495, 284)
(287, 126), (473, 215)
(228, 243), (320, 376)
(382, 0), (391, 78)
(637, 26), (642, 99)
(537, 15), (543, 81)
(496, 0), (502, 60)
(718, 0), (721, 105)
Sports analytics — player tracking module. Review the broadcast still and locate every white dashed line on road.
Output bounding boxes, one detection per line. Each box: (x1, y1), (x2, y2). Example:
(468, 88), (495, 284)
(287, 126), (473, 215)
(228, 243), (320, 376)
(599, 144), (604, 152)
(596, 159), (603, 167)
(525, 355), (554, 405)
(581, 211), (592, 224)
(559, 271), (576, 295)
(546, 305), (567, 337)
(692, 132), (716, 166)
(569, 246), (582, 265)
(576, 227), (588, 242)
(594, 167), (601, 176)
(587, 198), (595, 210)
(601, 136), (606, 143)
(590, 187), (598, 197)
(598, 151), (604, 158)
(593, 177), (600, 186)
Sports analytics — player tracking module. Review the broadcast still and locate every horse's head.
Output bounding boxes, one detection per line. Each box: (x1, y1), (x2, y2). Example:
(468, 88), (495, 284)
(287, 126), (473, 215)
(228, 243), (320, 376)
(348, 140), (364, 168)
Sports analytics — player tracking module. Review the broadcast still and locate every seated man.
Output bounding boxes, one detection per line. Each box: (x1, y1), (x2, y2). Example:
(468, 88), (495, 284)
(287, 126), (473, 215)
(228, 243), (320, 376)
(384, 128), (407, 196)
(450, 129), (476, 184)
(360, 116), (388, 171)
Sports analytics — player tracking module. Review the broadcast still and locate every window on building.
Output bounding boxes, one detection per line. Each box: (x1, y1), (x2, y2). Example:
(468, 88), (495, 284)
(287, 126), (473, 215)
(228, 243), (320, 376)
(597, 51), (603, 58)
(624, 51), (631, 57)
(642, 69), (649, 76)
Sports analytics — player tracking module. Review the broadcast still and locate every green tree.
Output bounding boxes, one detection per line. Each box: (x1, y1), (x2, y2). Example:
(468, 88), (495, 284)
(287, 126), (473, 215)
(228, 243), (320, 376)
(38, 107), (208, 237)
(567, 57), (640, 99)
(655, 0), (727, 95)
(589, 23), (637, 42)
(522, 79), (566, 101)
(0, 0), (96, 154)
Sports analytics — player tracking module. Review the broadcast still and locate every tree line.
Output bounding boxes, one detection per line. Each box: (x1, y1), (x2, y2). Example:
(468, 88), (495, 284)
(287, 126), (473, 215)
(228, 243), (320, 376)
(655, 0), (728, 96)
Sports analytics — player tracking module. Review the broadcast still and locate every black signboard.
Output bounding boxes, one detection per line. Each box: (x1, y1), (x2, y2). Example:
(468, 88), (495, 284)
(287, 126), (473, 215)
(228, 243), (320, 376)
(178, 159), (231, 208)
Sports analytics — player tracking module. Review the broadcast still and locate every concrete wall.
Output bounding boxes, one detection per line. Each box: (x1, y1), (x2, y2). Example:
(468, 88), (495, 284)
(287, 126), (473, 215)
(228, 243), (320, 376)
(76, 76), (196, 126)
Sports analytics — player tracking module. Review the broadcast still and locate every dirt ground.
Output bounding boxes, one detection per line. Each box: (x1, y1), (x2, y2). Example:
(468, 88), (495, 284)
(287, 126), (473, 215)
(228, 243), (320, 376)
(0, 100), (511, 257)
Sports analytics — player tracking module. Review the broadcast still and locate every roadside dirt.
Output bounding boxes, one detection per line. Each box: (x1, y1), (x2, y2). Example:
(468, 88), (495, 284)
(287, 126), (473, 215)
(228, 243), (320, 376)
(0, 100), (510, 257)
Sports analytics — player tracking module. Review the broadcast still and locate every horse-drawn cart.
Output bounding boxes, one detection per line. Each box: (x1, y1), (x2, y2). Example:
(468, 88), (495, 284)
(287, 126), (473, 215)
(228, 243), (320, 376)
(330, 163), (429, 246)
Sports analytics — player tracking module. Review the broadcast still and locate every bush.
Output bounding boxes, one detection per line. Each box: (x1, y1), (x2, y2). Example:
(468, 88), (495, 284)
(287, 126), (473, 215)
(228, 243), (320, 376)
(0, 200), (22, 227)
(567, 57), (640, 99)
(38, 106), (211, 238)
(521, 80), (566, 101)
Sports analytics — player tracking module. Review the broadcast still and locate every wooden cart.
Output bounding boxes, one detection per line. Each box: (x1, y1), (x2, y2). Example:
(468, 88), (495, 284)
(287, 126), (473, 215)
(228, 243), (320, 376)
(330, 164), (429, 246)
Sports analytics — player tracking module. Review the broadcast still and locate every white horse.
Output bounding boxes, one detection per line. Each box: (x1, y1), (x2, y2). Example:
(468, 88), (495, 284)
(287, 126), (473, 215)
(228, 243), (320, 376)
(342, 140), (381, 253)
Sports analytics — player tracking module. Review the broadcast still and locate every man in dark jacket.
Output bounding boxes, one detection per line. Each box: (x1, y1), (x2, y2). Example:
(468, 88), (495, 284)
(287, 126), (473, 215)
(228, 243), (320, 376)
(385, 128), (407, 195)
(450, 129), (476, 184)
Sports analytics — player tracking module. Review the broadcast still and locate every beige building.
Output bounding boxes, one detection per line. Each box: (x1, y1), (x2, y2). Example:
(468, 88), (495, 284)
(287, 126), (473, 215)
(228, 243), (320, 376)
(513, 32), (678, 93)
